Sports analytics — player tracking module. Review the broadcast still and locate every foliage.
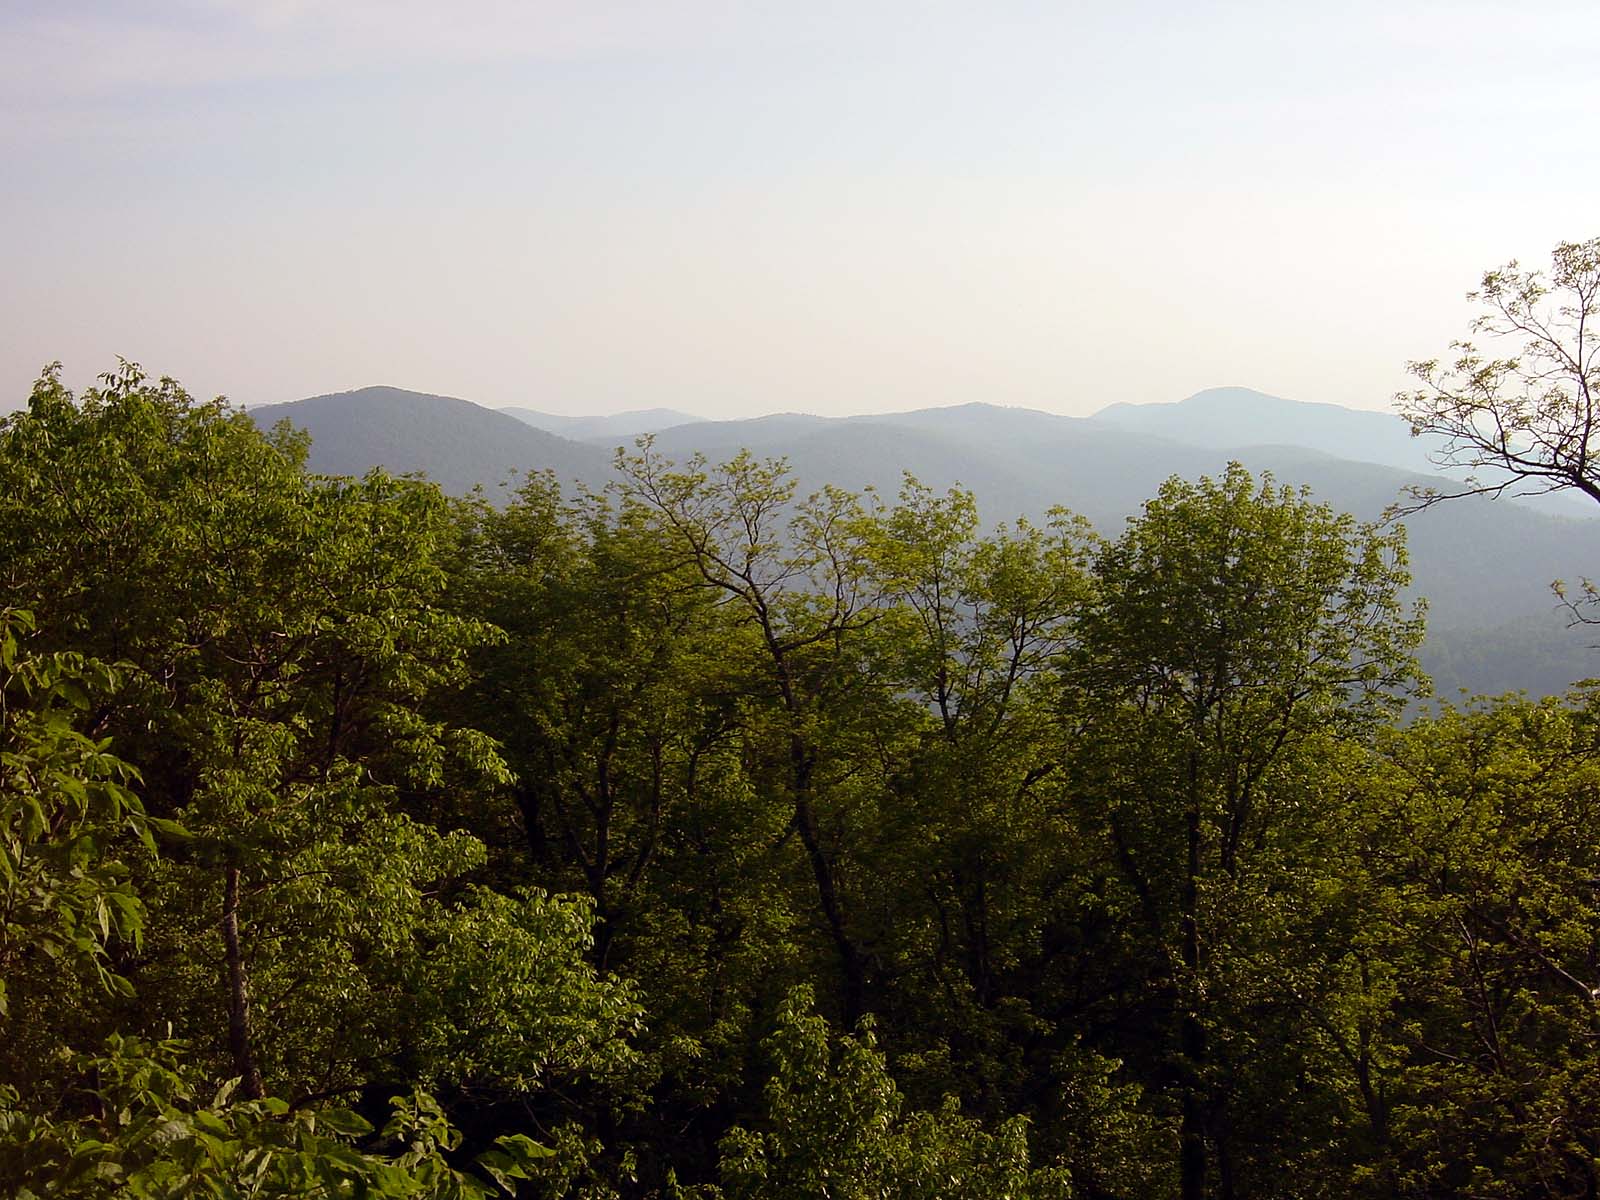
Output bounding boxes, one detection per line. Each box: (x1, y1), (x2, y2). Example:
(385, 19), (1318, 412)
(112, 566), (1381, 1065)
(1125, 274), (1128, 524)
(0, 610), (153, 1018)
(0, 365), (637, 1193)
(0, 1036), (550, 1199)
(1062, 464), (1424, 1197)
(1348, 697), (1600, 1198)
(701, 987), (1071, 1200)
(6, 358), (1600, 1199)
(0, 363), (639, 1108)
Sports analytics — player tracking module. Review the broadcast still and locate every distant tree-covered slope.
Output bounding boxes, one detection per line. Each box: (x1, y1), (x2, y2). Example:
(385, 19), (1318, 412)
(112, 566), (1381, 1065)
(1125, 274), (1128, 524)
(1091, 386), (1598, 518)
(252, 386), (1600, 695)
(638, 406), (1600, 696)
(250, 386), (611, 496)
(1092, 386), (1433, 471)
(499, 405), (704, 440)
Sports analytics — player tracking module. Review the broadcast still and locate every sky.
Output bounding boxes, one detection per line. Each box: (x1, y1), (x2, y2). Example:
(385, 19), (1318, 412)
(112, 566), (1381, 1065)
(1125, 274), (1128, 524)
(4, 1), (1599, 419)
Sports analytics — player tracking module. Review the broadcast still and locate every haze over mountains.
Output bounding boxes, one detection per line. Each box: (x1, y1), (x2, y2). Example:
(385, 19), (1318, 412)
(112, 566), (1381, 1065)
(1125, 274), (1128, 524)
(254, 387), (613, 496)
(1096, 386), (1438, 473)
(499, 407), (703, 442)
(248, 384), (1600, 699)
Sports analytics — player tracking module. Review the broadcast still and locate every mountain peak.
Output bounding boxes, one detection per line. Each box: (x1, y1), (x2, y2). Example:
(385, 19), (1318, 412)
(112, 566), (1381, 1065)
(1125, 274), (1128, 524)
(249, 387), (611, 495)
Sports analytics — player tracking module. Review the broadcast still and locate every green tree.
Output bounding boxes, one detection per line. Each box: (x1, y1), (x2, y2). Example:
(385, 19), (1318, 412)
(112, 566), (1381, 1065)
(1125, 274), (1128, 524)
(697, 987), (1071, 1200)
(865, 480), (1100, 1112)
(1065, 464), (1423, 1199)
(0, 364), (638, 1115)
(447, 473), (753, 970)
(0, 1035), (552, 1200)
(619, 446), (896, 1029)
(1345, 697), (1600, 1198)
(0, 603), (550, 1200)
(445, 472), (807, 1182)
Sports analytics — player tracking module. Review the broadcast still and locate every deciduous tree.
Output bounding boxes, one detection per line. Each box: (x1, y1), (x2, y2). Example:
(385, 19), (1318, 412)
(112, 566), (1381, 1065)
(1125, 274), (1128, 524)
(1065, 464), (1422, 1199)
(1398, 237), (1600, 511)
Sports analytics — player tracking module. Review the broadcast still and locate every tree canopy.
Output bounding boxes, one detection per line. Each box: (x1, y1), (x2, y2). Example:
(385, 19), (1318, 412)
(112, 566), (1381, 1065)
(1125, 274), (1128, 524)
(2, 361), (1597, 1198)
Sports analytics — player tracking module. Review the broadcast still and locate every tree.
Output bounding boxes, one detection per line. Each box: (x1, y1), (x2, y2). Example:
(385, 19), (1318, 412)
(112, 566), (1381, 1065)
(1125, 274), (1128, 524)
(0, 605), (550, 1200)
(1343, 697), (1600, 1198)
(1398, 237), (1600, 511)
(0, 364), (639, 1116)
(445, 472), (806, 1184)
(618, 445), (896, 1029)
(866, 480), (1102, 1112)
(694, 987), (1071, 1200)
(1064, 464), (1423, 1200)
(446, 473), (747, 973)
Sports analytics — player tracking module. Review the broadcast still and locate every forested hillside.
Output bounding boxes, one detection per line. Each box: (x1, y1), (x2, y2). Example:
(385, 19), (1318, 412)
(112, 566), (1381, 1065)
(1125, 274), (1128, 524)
(256, 387), (615, 496)
(5, 363), (1600, 1198)
(250, 387), (1599, 697)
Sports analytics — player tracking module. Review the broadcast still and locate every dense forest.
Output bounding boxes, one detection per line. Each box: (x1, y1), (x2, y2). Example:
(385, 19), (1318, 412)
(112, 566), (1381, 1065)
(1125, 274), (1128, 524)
(3, 359), (1600, 1199)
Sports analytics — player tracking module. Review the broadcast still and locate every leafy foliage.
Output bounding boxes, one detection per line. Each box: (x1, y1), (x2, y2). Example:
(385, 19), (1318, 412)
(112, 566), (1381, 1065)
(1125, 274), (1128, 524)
(0, 1036), (550, 1199)
(0, 610), (152, 1016)
(5, 358), (1600, 1198)
(702, 988), (1071, 1200)
(1348, 698), (1600, 1197)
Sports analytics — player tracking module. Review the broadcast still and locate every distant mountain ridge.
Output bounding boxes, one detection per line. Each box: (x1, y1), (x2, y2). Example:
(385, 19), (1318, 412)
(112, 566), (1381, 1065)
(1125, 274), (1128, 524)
(250, 386), (612, 495)
(1091, 386), (1596, 518)
(499, 406), (704, 442)
(1092, 386), (1430, 470)
(247, 383), (1600, 697)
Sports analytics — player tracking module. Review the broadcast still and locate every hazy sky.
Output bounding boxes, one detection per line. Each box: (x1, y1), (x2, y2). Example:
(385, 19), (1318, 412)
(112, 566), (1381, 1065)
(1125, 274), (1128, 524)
(5, 1), (1598, 418)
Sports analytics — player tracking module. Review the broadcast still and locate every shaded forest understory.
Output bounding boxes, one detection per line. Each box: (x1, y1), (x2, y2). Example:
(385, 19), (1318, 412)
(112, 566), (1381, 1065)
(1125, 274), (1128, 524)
(4, 366), (1599, 1199)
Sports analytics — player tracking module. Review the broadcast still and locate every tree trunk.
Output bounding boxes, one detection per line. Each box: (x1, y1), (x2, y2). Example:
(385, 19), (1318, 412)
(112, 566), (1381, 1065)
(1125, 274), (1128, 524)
(791, 735), (865, 1027)
(223, 865), (265, 1100)
(1179, 750), (1208, 1200)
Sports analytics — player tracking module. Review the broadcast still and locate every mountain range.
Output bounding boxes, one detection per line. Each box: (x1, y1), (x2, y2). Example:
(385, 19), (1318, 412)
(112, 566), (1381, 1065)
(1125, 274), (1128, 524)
(248, 385), (1600, 698)
(498, 406), (703, 441)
